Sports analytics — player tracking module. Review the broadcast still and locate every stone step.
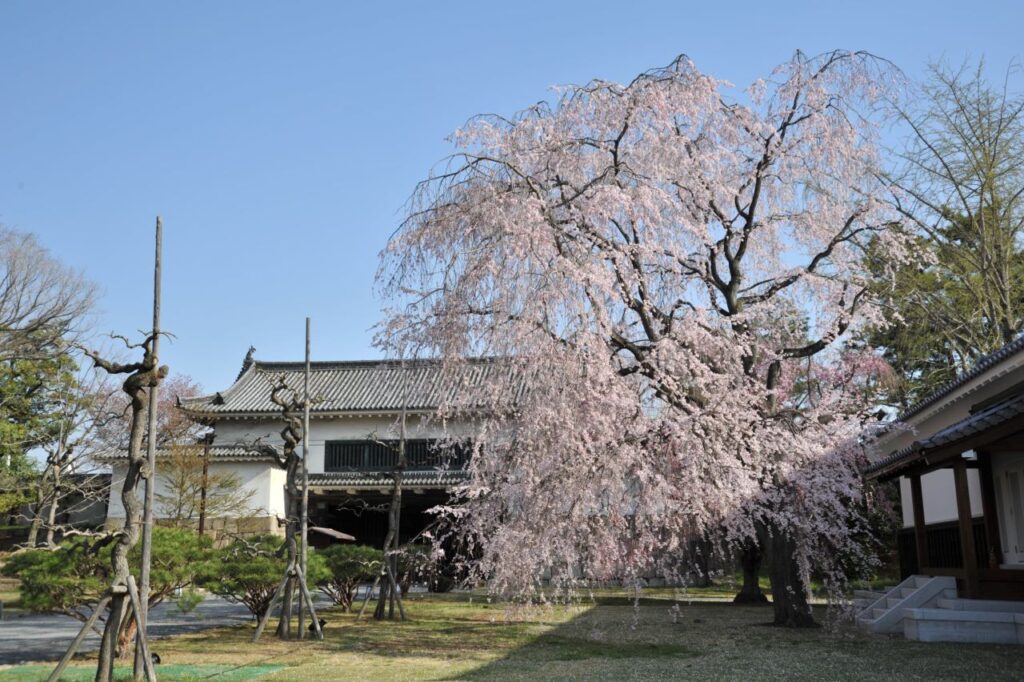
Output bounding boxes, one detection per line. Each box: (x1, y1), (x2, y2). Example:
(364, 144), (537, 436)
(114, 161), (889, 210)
(905, 608), (1024, 644)
(854, 589), (887, 600)
(936, 598), (1024, 613)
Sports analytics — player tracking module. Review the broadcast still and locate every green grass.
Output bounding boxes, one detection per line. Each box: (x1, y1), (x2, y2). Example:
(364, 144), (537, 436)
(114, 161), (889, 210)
(2, 593), (1019, 681)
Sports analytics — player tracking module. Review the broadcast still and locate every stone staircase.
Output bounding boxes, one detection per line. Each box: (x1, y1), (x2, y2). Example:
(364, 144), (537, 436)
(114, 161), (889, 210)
(856, 575), (957, 634)
(856, 575), (1024, 644)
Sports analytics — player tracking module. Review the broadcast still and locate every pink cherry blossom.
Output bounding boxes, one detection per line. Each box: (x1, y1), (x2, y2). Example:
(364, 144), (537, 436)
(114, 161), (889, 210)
(378, 51), (908, 625)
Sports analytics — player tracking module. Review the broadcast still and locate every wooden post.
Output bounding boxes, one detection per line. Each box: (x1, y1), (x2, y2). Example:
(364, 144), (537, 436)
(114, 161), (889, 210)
(910, 474), (928, 572)
(253, 571), (292, 642)
(135, 216), (162, 680)
(126, 576), (157, 682)
(294, 564), (323, 640)
(977, 451), (1003, 568)
(47, 595), (112, 682)
(198, 435), (211, 536)
(953, 459), (980, 598)
(298, 317), (311, 638)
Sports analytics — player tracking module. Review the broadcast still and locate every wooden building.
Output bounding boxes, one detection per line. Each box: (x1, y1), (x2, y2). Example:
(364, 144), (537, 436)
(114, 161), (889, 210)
(862, 336), (1024, 643)
(103, 353), (491, 548)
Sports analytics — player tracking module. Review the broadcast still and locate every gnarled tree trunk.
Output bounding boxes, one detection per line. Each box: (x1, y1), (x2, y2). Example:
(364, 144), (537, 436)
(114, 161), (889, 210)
(87, 339), (167, 677)
(733, 542), (767, 604)
(761, 524), (816, 628)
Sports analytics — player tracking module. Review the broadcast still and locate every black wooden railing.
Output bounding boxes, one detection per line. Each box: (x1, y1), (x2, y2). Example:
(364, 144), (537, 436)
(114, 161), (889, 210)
(896, 518), (989, 578)
(324, 439), (470, 472)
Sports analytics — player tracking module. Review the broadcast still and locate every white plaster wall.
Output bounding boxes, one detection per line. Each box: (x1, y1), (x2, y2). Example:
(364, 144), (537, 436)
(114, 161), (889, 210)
(211, 414), (474, 475)
(106, 460), (286, 520)
(899, 468), (984, 528)
(106, 414), (474, 522)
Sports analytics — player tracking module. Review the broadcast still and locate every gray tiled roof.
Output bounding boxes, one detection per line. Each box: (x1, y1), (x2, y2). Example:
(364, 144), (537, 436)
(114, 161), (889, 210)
(309, 469), (469, 489)
(179, 358), (518, 416)
(897, 333), (1024, 423)
(865, 391), (1024, 479)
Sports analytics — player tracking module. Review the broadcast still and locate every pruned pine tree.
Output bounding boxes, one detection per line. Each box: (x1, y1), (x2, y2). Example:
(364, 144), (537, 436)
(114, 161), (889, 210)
(47, 334), (165, 682)
(250, 376), (323, 641)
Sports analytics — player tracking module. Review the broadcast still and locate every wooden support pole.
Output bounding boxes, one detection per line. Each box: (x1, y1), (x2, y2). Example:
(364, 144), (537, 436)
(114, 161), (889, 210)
(48, 595), (112, 682)
(253, 571), (292, 642)
(299, 317), (311, 638)
(126, 576), (157, 682)
(977, 451), (1003, 568)
(357, 575), (381, 620)
(385, 562), (406, 621)
(294, 564), (323, 640)
(910, 474), (928, 572)
(953, 459), (980, 598)
(198, 435), (211, 536)
(135, 216), (162, 681)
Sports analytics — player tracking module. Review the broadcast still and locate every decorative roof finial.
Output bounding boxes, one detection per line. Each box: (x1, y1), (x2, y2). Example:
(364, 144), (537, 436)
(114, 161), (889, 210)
(237, 345), (256, 380)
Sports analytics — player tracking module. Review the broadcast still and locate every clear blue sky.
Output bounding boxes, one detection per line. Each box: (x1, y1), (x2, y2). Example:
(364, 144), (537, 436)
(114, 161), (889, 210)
(1, 1), (1021, 393)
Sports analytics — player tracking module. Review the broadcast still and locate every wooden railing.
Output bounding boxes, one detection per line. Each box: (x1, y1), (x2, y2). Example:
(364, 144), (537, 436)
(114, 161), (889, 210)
(324, 439), (470, 472)
(897, 518), (989, 577)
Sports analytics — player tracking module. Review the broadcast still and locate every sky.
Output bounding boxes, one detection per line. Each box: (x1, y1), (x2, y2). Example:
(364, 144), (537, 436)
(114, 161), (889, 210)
(1, 0), (1022, 394)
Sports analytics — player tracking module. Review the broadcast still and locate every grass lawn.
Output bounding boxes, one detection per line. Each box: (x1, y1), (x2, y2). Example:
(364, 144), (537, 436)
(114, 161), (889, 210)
(0, 591), (19, 609)
(2, 592), (1021, 681)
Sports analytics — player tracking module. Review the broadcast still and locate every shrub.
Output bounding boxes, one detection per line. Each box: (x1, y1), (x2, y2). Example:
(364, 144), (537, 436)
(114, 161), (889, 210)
(1, 527), (213, 621)
(175, 587), (204, 614)
(201, 534), (328, 618)
(2, 527), (214, 654)
(318, 544), (382, 611)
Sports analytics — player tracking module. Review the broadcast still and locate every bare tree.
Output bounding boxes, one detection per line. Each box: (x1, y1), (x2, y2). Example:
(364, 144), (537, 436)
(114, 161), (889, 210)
(25, 365), (118, 547)
(155, 443), (256, 527)
(0, 227), (96, 362)
(880, 59), (1024, 400)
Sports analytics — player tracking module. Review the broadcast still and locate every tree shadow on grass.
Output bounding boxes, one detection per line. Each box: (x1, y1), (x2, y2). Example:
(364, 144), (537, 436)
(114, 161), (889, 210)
(454, 599), (1024, 682)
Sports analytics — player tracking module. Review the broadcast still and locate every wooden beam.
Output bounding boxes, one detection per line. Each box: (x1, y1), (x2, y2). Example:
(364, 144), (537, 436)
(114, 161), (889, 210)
(976, 451), (1003, 568)
(953, 458), (980, 598)
(910, 474), (928, 572)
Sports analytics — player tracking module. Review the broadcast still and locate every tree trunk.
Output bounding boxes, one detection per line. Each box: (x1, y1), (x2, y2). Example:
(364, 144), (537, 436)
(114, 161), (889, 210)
(374, 479), (402, 619)
(733, 543), (767, 604)
(118, 611), (138, 658)
(26, 512), (42, 547)
(276, 576), (294, 639)
(26, 467), (54, 547)
(97, 595), (127, 680)
(762, 526), (817, 628)
(44, 492), (59, 547)
(374, 467), (405, 620)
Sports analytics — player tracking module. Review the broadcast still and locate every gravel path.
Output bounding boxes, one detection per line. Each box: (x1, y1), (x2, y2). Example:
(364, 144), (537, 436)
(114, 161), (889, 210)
(0, 596), (257, 665)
